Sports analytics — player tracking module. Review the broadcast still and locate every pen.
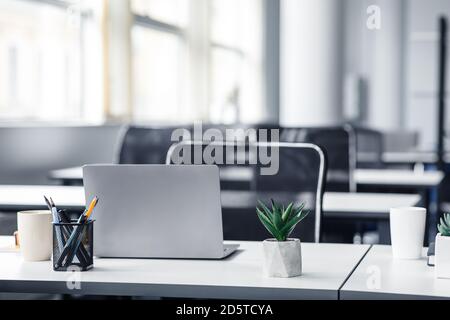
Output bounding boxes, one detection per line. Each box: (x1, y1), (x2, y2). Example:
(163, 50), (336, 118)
(44, 196), (64, 253)
(58, 209), (89, 265)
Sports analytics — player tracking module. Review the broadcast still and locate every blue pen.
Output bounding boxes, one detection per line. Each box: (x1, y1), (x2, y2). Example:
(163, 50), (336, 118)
(44, 196), (65, 254)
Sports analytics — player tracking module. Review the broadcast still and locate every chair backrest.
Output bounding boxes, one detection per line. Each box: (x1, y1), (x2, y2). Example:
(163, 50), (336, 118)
(166, 141), (326, 243)
(280, 126), (355, 192)
(349, 126), (384, 169)
(201, 123), (257, 143)
(166, 139), (255, 190)
(117, 125), (192, 164)
(382, 131), (418, 152)
(252, 142), (327, 243)
(200, 123), (282, 145)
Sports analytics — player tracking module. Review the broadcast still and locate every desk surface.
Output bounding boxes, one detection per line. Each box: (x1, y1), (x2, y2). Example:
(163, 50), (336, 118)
(0, 185), (420, 219)
(49, 166), (82, 181)
(222, 191), (420, 219)
(341, 245), (450, 299)
(0, 237), (369, 299)
(354, 169), (444, 188)
(49, 166), (253, 182)
(0, 185), (85, 210)
(382, 151), (450, 164)
(50, 166), (444, 189)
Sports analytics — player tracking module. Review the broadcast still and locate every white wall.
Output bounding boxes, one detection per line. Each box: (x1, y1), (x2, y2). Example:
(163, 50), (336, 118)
(404, 0), (450, 150)
(280, 0), (406, 132)
(344, 0), (450, 150)
(344, 0), (405, 131)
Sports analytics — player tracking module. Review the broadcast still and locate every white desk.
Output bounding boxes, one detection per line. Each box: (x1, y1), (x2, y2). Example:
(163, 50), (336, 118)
(354, 169), (444, 188)
(382, 151), (439, 164)
(0, 185), (85, 211)
(341, 245), (450, 299)
(322, 192), (420, 218)
(49, 166), (253, 184)
(222, 190), (420, 219)
(382, 151), (450, 164)
(50, 166), (444, 190)
(0, 237), (369, 299)
(0, 185), (420, 219)
(49, 166), (82, 182)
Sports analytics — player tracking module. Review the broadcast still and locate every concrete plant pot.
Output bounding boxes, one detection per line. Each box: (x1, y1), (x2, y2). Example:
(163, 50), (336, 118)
(435, 233), (450, 279)
(262, 238), (302, 278)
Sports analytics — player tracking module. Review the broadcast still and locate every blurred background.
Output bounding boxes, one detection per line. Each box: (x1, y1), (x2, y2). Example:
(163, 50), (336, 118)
(0, 0), (449, 241)
(0, 0), (447, 147)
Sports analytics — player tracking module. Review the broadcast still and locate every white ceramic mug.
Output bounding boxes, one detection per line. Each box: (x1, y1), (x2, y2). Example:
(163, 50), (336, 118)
(17, 210), (53, 261)
(390, 207), (426, 259)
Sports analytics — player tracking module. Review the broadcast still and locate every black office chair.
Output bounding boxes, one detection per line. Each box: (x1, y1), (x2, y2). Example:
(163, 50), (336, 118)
(166, 141), (327, 243)
(117, 125), (193, 164)
(254, 123), (281, 142)
(201, 123), (281, 143)
(280, 126), (355, 192)
(350, 126), (384, 169)
(201, 123), (257, 143)
(252, 142), (327, 243)
(166, 139), (255, 190)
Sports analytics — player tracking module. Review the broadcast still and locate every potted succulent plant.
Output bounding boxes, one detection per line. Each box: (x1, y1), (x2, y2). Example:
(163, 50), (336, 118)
(256, 199), (309, 278)
(435, 213), (450, 279)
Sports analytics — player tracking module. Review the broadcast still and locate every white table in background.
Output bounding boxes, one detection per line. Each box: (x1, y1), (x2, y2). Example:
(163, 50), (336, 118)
(354, 169), (444, 188)
(50, 167), (445, 190)
(48, 166), (82, 183)
(222, 190), (420, 219)
(381, 151), (450, 165)
(322, 192), (420, 218)
(340, 245), (450, 299)
(0, 237), (369, 299)
(48, 166), (253, 184)
(0, 185), (421, 219)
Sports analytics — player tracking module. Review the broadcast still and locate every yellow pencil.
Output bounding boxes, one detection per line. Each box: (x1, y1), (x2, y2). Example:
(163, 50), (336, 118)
(84, 196), (98, 219)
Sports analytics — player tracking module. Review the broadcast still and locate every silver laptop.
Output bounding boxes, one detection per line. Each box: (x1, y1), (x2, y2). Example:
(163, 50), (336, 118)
(83, 164), (238, 259)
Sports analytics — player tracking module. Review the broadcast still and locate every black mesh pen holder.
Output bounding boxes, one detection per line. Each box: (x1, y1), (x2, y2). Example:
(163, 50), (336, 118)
(52, 220), (94, 271)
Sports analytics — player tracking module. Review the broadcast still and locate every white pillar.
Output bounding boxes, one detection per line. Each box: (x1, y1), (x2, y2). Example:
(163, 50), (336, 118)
(104, 0), (133, 120)
(280, 0), (344, 127)
(367, 0), (404, 130)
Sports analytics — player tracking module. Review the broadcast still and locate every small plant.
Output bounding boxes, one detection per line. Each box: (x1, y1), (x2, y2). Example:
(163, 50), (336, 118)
(438, 213), (450, 237)
(256, 199), (309, 241)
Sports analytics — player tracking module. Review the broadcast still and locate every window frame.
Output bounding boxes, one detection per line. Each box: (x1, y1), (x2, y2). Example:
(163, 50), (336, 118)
(0, 0), (276, 124)
(131, 0), (265, 123)
(0, 0), (97, 122)
(130, 5), (189, 122)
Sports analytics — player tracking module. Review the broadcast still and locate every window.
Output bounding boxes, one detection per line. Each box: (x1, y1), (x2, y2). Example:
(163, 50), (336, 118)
(132, 27), (184, 121)
(131, 0), (189, 122)
(0, 0), (264, 123)
(131, 0), (264, 123)
(209, 0), (263, 124)
(0, 0), (102, 122)
(132, 0), (188, 27)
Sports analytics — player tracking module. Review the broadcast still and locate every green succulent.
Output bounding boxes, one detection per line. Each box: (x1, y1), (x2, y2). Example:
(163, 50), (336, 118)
(256, 199), (309, 241)
(438, 213), (450, 237)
